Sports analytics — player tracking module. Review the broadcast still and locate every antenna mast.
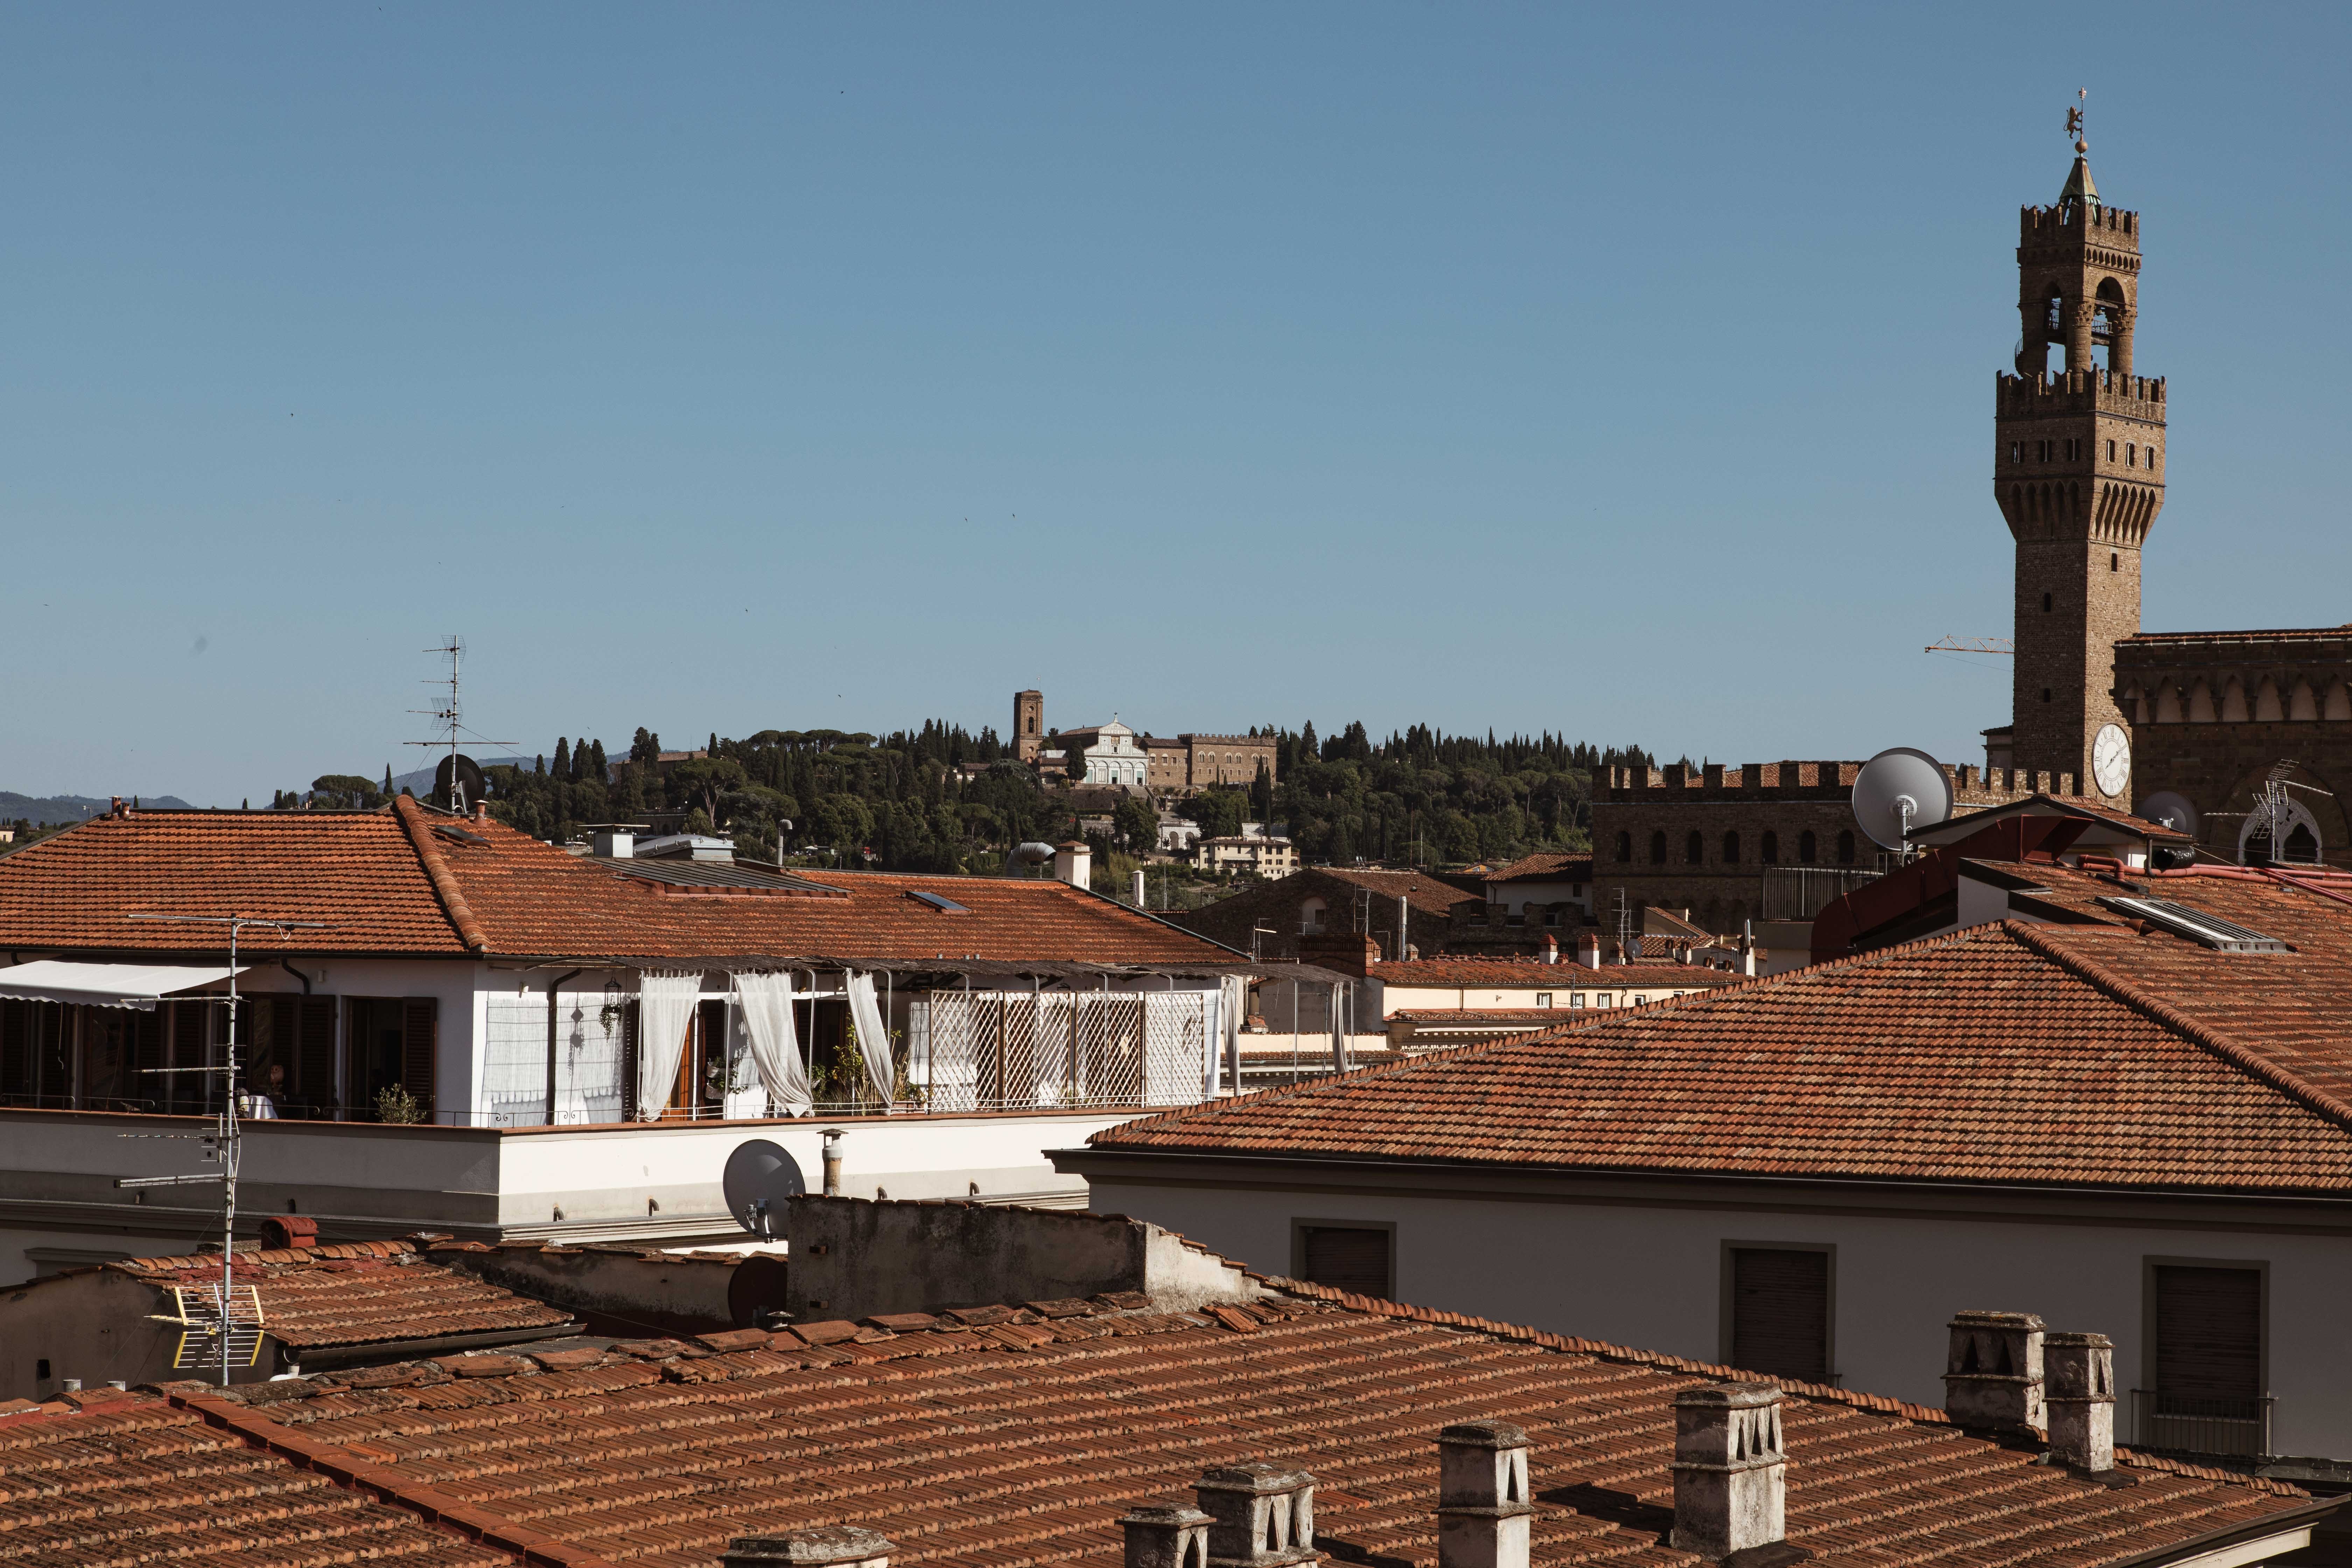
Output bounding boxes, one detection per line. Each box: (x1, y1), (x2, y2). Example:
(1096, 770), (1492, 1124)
(405, 636), (513, 812)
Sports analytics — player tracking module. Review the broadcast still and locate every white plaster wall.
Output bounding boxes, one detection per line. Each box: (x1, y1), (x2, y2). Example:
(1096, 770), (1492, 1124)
(1086, 1179), (2352, 1461)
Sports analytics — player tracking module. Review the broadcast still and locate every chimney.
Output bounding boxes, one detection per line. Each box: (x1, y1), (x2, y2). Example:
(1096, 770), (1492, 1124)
(1192, 1461), (1319, 1567)
(1541, 935), (1558, 965)
(1671, 1383), (1786, 1563)
(259, 1216), (318, 1250)
(472, 800), (490, 825)
(1435, 1421), (1533, 1568)
(1120, 1501), (1214, 1568)
(723, 1527), (894, 1568)
(1943, 1311), (2045, 1433)
(822, 1128), (844, 1197)
(110, 797), (125, 818)
(1577, 933), (1601, 971)
(1134, 869), (1148, 908)
(1054, 840), (1092, 890)
(2045, 1332), (2115, 1472)
(593, 828), (635, 858)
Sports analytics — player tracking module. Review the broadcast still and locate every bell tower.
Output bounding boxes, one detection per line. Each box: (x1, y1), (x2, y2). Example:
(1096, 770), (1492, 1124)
(1995, 105), (2166, 799)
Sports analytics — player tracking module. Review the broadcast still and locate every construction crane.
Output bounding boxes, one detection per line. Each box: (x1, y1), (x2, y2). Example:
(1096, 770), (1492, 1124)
(1924, 636), (2014, 656)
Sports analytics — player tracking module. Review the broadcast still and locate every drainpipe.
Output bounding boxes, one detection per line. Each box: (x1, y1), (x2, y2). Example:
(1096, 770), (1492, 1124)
(545, 969), (583, 1127)
(278, 958), (314, 994)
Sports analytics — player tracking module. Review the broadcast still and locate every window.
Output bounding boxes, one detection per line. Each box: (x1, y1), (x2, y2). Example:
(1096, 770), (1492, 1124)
(2148, 1262), (2264, 1455)
(1615, 831), (1632, 863)
(347, 997), (438, 1122)
(1649, 831), (1667, 866)
(2042, 688), (2053, 703)
(1595, 993), (1614, 1007)
(2009, 442), (2020, 463)
(2108, 439), (2117, 461)
(1294, 1222), (1393, 1298)
(1836, 830), (1856, 866)
(1535, 993), (1553, 1008)
(1725, 1246), (1832, 1382)
(1760, 831), (1779, 865)
(2111, 552), (2119, 571)
(2043, 592), (2053, 612)
(1722, 831), (1741, 864)
(2127, 442), (2137, 467)
(1685, 830), (1704, 866)
(1299, 898), (1327, 937)
(1798, 831), (1817, 864)
(1569, 993), (1586, 1008)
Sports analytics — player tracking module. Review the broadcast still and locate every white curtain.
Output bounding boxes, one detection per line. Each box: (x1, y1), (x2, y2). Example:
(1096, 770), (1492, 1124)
(1329, 981), (1348, 1074)
(734, 971), (812, 1117)
(635, 972), (703, 1120)
(845, 972), (897, 1112)
(1218, 973), (1246, 1095)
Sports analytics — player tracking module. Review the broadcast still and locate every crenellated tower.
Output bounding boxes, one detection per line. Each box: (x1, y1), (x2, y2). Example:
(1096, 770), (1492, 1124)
(1994, 129), (2165, 799)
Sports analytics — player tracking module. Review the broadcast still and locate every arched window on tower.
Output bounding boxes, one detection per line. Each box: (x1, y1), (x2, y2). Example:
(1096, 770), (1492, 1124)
(1615, 831), (1633, 863)
(1685, 830), (1703, 866)
(1722, 831), (1741, 864)
(1648, 831), (1667, 866)
(1836, 830), (1857, 866)
(1798, 830), (1818, 864)
(1760, 831), (1778, 864)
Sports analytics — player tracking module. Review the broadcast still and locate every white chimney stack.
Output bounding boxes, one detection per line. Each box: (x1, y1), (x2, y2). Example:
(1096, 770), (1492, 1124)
(1436, 1421), (1533, 1568)
(593, 828), (634, 858)
(1133, 868), (1148, 908)
(724, 1527), (894, 1568)
(1192, 1462), (1318, 1567)
(1670, 1383), (1787, 1563)
(1120, 1502), (1213, 1568)
(1541, 934), (1558, 965)
(1054, 840), (1093, 891)
(2045, 1331), (2115, 1472)
(1577, 932), (1602, 971)
(1943, 1311), (2045, 1434)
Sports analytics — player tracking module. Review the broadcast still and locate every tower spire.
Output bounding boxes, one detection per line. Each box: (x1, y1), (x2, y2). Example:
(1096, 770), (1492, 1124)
(2060, 90), (2096, 208)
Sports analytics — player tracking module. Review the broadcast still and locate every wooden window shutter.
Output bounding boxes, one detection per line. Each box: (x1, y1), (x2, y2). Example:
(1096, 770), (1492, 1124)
(619, 1000), (640, 1122)
(298, 999), (336, 1107)
(1300, 1226), (1390, 1298)
(1730, 1247), (1830, 1383)
(2155, 1265), (2261, 1404)
(401, 999), (438, 1118)
(0, 1001), (26, 1097)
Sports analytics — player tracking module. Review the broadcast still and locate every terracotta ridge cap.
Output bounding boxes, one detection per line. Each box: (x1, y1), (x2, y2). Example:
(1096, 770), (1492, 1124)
(165, 1388), (621, 1568)
(2004, 920), (2352, 1134)
(394, 794), (492, 956)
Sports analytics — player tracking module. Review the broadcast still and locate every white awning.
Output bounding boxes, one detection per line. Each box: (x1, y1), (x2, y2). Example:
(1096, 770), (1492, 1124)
(0, 961), (249, 1011)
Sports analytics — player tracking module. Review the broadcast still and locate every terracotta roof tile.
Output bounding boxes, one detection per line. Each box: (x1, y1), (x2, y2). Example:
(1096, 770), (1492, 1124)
(1374, 955), (1748, 989)
(1484, 853), (1592, 883)
(1094, 919), (2352, 1193)
(20, 1289), (2296, 1568)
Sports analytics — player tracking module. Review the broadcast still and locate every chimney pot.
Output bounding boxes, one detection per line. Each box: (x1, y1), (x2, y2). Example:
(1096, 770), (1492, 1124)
(1120, 1500), (1215, 1568)
(1942, 1311), (2045, 1433)
(1541, 935), (1559, 965)
(260, 1216), (318, 1250)
(1435, 1421), (1533, 1568)
(1671, 1382), (1786, 1562)
(2045, 1331), (2115, 1472)
(723, 1527), (895, 1568)
(1193, 1461), (1319, 1568)
(1577, 933), (1601, 971)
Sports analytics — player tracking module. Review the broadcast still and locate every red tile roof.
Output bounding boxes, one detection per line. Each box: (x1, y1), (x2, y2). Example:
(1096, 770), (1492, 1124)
(92, 1238), (576, 1351)
(1483, 853), (1591, 883)
(0, 799), (1239, 968)
(2, 1282), (2310, 1568)
(1095, 918), (2352, 1193)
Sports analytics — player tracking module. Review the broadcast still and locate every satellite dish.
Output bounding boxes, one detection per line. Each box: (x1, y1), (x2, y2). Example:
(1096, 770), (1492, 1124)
(1852, 747), (1954, 850)
(722, 1138), (804, 1241)
(2140, 790), (2200, 836)
(433, 754), (489, 811)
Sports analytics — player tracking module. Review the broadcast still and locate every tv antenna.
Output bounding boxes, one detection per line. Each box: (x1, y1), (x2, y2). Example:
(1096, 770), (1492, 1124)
(115, 912), (332, 1386)
(2212, 760), (2336, 866)
(1923, 636), (2013, 657)
(405, 637), (515, 812)
(1853, 747), (1955, 860)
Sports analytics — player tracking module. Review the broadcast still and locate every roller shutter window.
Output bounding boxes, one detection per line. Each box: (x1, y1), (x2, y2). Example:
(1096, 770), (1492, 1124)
(298, 999), (336, 1114)
(401, 999), (438, 1119)
(1299, 1225), (1391, 1298)
(1730, 1247), (1830, 1383)
(2154, 1265), (2262, 1413)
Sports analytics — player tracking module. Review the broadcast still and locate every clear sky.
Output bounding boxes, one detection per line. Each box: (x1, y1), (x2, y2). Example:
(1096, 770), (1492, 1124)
(4, 4), (2346, 806)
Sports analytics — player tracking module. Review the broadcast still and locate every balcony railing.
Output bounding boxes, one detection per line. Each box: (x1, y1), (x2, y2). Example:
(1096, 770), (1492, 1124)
(2131, 1390), (2275, 1460)
(1759, 866), (1883, 922)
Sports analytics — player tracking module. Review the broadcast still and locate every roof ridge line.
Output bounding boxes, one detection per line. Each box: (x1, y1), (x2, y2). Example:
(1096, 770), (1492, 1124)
(394, 794), (492, 956)
(164, 1388), (620, 1568)
(2004, 920), (2352, 1133)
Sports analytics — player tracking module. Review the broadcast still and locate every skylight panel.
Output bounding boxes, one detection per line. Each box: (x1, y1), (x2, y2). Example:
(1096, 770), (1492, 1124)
(2095, 896), (2290, 953)
(907, 889), (972, 913)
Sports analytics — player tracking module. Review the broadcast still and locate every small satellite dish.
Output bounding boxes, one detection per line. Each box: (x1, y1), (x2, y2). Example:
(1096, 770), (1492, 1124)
(722, 1138), (805, 1241)
(433, 753), (489, 811)
(1852, 747), (1955, 850)
(2140, 790), (2200, 836)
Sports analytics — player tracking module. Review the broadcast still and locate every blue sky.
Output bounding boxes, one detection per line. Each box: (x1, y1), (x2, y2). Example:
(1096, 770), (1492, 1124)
(4, 4), (2346, 806)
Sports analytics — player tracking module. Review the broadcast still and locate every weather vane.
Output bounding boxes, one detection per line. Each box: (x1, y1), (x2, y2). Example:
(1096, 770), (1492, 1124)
(2067, 89), (2087, 153)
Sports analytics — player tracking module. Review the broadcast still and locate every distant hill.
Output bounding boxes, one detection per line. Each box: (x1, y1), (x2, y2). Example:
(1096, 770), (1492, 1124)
(1, 791), (194, 825)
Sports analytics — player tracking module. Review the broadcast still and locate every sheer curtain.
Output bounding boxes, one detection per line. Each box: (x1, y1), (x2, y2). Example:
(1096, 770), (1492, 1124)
(733, 970), (812, 1116)
(1218, 973), (1246, 1095)
(845, 972), (897, 1112)
(635, 972), (702, 1119)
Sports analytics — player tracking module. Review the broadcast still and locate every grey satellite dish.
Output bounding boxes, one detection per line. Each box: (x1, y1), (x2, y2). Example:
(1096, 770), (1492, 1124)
(2140, 790), (2199, 837)
(434, 753), (489, 812)
(1852, 747), (1954, 851)
(723, 1138), (805, 1241)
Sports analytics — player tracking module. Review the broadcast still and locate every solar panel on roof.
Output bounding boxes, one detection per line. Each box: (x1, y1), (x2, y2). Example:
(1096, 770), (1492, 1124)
(2094, 896), (2291, 953)
(906, 889), (972, 913)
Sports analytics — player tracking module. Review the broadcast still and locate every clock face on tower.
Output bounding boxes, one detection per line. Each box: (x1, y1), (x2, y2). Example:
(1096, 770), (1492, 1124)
(2092, 723), (2132, 798)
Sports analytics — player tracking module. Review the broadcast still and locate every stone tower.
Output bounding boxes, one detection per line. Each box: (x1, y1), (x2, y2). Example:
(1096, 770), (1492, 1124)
(1013, 690), (1044, 763)
(1995, 136), (2166, 798)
